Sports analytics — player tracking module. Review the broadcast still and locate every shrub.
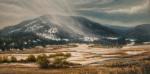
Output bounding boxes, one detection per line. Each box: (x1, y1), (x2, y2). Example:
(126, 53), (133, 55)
(0, 56), (3, 63)
(0, 56), (10, 63)
(53, 57), (64, 64)
(10, 56), (17, 62)
(26, 55), (36, 62)
(65, 53), (71, 58)
(36, 54), (49, 69)
(18, 59), (27, 63)
(48, 54), (56, 58)
(49, 53), (71, 58)
(2, 56), (9, 63)
(52, 57), (69, 68)
(55, 52), (65, 56)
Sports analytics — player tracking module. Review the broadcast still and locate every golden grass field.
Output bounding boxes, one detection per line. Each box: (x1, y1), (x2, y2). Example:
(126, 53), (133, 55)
(0, 44), (150, 74)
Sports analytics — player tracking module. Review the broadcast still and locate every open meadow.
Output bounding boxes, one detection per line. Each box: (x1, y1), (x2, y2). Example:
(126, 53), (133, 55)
(0, 44), (150, 74)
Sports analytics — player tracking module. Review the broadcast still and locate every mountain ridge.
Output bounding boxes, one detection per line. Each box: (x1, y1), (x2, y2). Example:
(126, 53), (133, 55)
(126, 24), (150, 42)
(0, 15), (119, 40)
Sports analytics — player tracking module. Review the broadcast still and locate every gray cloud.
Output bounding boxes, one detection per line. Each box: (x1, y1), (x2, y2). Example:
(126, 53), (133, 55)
(0, 0), (150, 29)
(75, 0), (150, 26)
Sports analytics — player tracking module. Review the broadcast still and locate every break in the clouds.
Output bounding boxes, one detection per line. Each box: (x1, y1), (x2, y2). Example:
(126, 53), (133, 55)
(0, 0), (150, 29)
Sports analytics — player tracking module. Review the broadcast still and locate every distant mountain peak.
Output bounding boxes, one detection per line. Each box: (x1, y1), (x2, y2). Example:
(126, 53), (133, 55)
(127, 24), (150, 42)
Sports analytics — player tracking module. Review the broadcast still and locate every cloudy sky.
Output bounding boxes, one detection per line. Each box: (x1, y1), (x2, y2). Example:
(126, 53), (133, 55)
(0, 0), (150, 29)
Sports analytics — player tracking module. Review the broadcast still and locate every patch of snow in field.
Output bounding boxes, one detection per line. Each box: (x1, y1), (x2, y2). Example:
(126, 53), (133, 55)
(125, 51), (146, 55)
(101, 54), (122, 58)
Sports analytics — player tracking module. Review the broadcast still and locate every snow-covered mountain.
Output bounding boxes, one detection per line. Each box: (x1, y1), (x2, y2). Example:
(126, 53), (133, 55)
(0, 15), (118, 42)
(3, 15), (150, 50)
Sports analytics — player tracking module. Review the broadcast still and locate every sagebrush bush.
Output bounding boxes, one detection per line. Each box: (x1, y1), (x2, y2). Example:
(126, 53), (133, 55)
(48, 53), (64, 58)
(10, 56), (17, 62)
(0, 56), (17, 63)
(53, 57), (64, 64)
(65, 53), (71, 58)
(55, 53), (65, 56)
(18, 59), (27, 63)
(36, 55), (49, 69)
(49, 53), (71, 58)
(0, 56), (3, 63)
(26, 55), (36, 62)
(52, 57), (69, 68)
(2, 56), (9, 63)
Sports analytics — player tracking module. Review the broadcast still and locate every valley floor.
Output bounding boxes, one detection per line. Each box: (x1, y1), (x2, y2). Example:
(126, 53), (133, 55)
(0, 44), (150, 74)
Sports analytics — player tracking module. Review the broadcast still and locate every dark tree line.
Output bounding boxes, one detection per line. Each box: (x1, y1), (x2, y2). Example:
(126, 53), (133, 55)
(94, 36), (127, 48)
(0, 32), (68, 51)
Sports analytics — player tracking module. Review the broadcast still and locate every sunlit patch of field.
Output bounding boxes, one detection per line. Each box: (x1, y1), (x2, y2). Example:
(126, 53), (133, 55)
(0, 44), (150, 74)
